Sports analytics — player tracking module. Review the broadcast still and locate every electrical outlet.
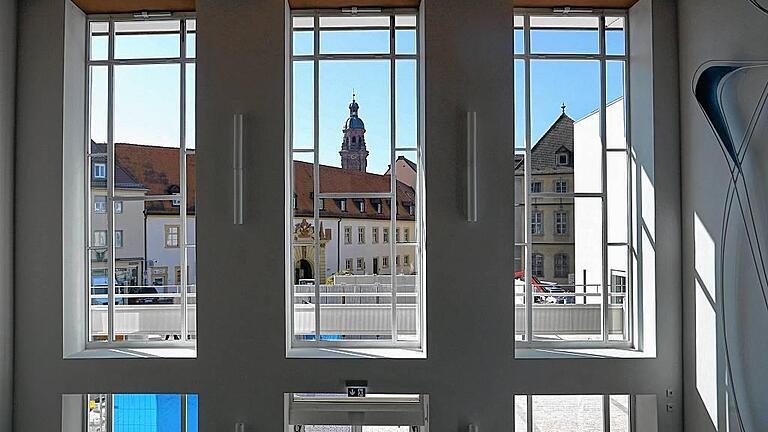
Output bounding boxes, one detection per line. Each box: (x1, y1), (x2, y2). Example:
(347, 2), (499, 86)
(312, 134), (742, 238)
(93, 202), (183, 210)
(666, 388), (674, 398)
(666, 403), (674, 412)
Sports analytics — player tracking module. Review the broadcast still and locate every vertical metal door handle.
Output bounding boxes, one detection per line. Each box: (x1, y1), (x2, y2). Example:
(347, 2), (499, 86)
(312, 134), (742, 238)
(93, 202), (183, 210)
(467, 111), (478, 222)
(233, 114), (244, 225)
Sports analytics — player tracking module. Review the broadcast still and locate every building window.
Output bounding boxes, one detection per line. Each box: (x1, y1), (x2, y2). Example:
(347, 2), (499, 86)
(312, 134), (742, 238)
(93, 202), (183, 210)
(554, 211), (568, 235)
(554, 253), (569, 278)
(356, 258), (365, 271)
(85, 394), (199, 432)
(94, 196), (107, 214)
(338, 199), (347, 212)
(408, 204), (414, 215)
(532, 253), (544, 277)
(93, 162), (106, 179)
(514, 394), (631, 432)
(515, 11), (632, 346)
(395, 228), (400, 242)
(382, 256), (390, 268)
(93, 230), (107, 247)
(165, 225), (180, 248)
(530, 211), (543, 235)
(318, 198), (324, 210)
(358, 226), (365, 244)
(292, 193), (298, 209)
(85, 17), (196, 346)
(404, 255), (410, 266)
(288, 10), (423, 348)
(404, 227), (410, 242)
(395, 255), (400, 266)
(345, 259), (353, 271)
(344, 226), (352, 244)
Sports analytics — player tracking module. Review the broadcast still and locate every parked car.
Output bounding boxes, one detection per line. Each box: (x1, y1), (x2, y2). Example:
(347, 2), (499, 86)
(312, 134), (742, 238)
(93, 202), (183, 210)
(513, 271), (574, 304)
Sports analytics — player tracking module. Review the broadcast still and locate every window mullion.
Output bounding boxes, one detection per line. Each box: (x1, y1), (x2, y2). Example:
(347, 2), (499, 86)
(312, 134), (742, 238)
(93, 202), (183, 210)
(179, 18), (189, 343)
(106, 19), (116, 344)
(523, 13), (533, 343)
(599, 16), (610, 344)
(312, 12), (321, 343)
(389, 13), (398, 342)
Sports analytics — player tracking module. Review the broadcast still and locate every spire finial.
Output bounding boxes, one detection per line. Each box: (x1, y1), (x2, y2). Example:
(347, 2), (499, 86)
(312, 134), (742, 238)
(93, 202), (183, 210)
(561, 103), (566, 114)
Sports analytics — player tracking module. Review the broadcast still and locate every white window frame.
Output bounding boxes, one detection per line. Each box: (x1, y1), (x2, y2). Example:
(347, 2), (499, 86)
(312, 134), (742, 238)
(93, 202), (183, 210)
(93, 162), (106, 179)
(344, 226), (352, 244)
(372, 226), (379, 244)
(515, 9), (633, 348)
(530, 210), (543, 235)
(383, 227), (390, 243)
(286, 8), (425, 350)
(356, 257), (365, 271)
(358, 226), (366, 244)
(94, 195), (107, 214)
(84, 13), (196, 348)
(345, 258), (353, 271)
(165, 224), (180, 248)
(513, 394), (632, 432)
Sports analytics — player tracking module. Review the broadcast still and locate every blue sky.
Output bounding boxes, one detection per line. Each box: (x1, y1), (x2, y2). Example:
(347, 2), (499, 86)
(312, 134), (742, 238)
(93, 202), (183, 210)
(91, 24), (623, 171)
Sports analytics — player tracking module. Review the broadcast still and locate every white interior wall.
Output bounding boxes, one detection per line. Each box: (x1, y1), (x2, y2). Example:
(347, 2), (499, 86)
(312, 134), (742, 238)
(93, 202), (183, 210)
(0, 0), (15, 430)
(678, 0), (768, 431)
(12, 0), (682, 430)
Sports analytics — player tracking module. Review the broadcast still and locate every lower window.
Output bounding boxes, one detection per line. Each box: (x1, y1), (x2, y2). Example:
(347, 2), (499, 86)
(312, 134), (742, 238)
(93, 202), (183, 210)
(514, 394), (630, 432)
(62, 393), (198, 432)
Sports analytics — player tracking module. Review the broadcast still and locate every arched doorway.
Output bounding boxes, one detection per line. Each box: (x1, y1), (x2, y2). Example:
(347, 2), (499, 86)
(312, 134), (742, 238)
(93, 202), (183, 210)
(294, 259), (313, 284)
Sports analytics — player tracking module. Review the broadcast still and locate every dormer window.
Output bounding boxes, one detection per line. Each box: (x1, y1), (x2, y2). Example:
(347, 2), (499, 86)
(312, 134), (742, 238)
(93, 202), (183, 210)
(293, 193), (298, 210)
(93, 162), (106, 179)
(318, 198), (324, 210)
(338, 199), (347, 212)
(376, 202), (383, 214)
(356, 200), (365, 212)
(556, 151), (569, 166)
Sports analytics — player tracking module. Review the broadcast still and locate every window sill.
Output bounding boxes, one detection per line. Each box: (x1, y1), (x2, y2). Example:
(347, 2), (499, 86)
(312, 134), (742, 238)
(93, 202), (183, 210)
(65, 346), (197, 359)
(515, 346), (654, 359)
(287, 346), (426, 359)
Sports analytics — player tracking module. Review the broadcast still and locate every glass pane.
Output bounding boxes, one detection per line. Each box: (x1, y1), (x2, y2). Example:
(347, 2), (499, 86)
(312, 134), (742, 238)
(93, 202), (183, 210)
(186, 19), (196, 58)
(320, 16), (390, 28)
(292, 151), (316, 342)
(396, 245), (419, 342)
(395, 15), (417, 27)
(113, 394), (182, 432)
(395, 29), (416, 55)
(514, 16), (524, 55)
(514, 395), (528, 432)
(608, 245), (629, 341)
(114, 20), (181, 59)
(293, 61), (315, 149)
(532, 395), (604, 432)
(89, 66), (108, 145)
(396, 60), (418, 149)
(514, 59), (525, 152)
(605, 17), (626, 56)
(530, 16), (599, 54)
(531, 197), (603, 341)
(294, 30), (314, 56)
(186, 63), (196, 150)
(320, 273), (394, 341)
(114, 64), (181, 148)
(320, 30), (390, 54)
(186, 245), (197, 341)
(186, 394), (199, 432)
(531, 59), (601, 193)
(610, 395), (630, 432)
(113, 144), (181, 198)
(514, 244), (527, 341)
(607, 61), (627, 149)
(607, 151), (628, 244)
(90, 22), (108, 61)
(293, 16), (314, 29)
(318, 60), (391, 192)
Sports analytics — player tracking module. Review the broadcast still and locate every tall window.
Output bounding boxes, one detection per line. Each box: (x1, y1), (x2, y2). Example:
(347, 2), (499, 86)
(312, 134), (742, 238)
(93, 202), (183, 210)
(554, 253), (569, 278)
(515, 11), (631, 345)
(86, 16), (197, 346)
(554, 211), (568, 235)
(530, 211), (543, 235)
(514, 394), (630, 432)
(288, 10), (423, 348)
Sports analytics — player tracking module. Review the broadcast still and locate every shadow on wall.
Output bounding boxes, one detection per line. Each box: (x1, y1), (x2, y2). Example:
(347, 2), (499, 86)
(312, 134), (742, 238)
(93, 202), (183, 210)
(693, 60), (768, 431)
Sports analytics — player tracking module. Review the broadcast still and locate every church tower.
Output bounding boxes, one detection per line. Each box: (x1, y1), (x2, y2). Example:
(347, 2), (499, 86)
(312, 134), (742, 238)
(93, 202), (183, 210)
(340, 94), (369, 172)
